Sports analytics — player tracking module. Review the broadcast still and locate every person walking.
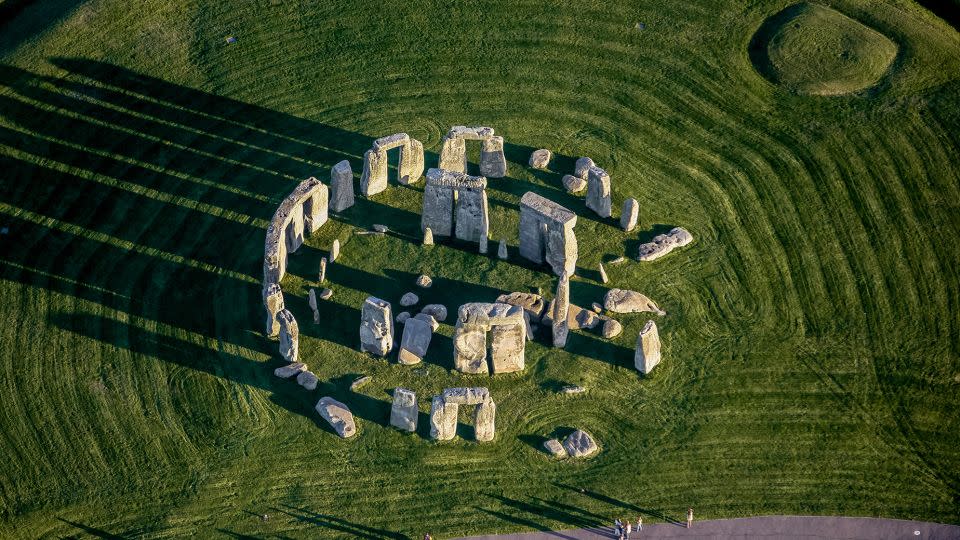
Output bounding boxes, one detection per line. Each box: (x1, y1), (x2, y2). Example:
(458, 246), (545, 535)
(624, 520), (632, 539)
(423, 534), (432, 540)
(614, 517), (623, 539)
(687, 508), (694, 529)
(636, 515), (643, 532)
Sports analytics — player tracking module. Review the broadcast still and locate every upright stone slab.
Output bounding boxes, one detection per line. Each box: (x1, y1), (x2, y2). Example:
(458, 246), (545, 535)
(519, 192), (578, 276)
(586, 166), (612, 218)
(423, 227), (434, 245)
(308, 288), (319, 323)
(360, 296), (393, 356)
(490, 322), (525, 373)
(263, 177), (327, 284)
(285, 203), (305, 254)
(398, 316), (432, 365)
(304, 182), (329, 234)
(422, 171), (456, 237)
(318, 256), (327, 283)
(330, 160), (355, 212)
(429, 395), (457, 440)
(452, 322), (488, 374)
(635, 320), (661, 374)
(479, 135), (507, 178)
(438, 135), (467, 173)
(390, 388), (418, 432)
(330, 239), (340, 263)
(621, 198), (639, 232)
(277, 309), (299, 363)
(454, 185), (489, 244)
(400, 138), (425, 185)
(473, 399), (496, 442)
(423, 168), (488, 246)
(453, 303), (526, 375)
(263, 283), (284, 337)
(552, 271), (570, 348)
(360, 148), (388, 196)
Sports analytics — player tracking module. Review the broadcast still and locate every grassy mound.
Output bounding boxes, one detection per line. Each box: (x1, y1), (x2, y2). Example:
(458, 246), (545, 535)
(751, 3), (898, 95)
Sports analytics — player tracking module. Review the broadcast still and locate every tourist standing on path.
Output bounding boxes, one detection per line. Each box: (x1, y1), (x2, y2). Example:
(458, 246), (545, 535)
(614, 517), (622, 539)
(636, 515), (642, 532)
(625, 520), (632, 539)
(687, 508), (694, 528)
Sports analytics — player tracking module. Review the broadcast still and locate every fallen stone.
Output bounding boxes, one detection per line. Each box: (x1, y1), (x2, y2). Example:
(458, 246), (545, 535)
(497, 239), (507, 260)
(420, 304), (447, 322)
(413, 312), (439, 331)
(329, 239), (340, 263)
(400, 292), (419, 307)
(296, 370), (318, 390)
(543, 438), (567, 457)
(423, 227), (434, 245)
(602, 318), (623, 339)
(541, 302), (598, 330)
(372, 224), (389, 233)
(635, 320), (661, 374)
(398, 316), (432, 365)
(560, 385), (586, 395)
(637, 227), (693, 261)
(275, 362), (306, 379)
(574, 157), (594, 179)
(396, 311), (411, 324)
(608, 256), (627, 265)
(416, 274), (432, 288)
(598, 262), (609, 284)
(390, 388), (418, 432)
(529, 149), (552, 169)
(603, 289), (665, 315)
(621, 198), (639, 232)
(329, 160), (355, 212)
(562, 174), (587, 193)
(350, 375), (372, 391)
(315, 397), (357, 438)
(319, 288), (333, 300)
(360, 297), (393, 356)
(574, 307), (600, 330)
(495, 292), (546, 323)
(563, 429), (598, 457)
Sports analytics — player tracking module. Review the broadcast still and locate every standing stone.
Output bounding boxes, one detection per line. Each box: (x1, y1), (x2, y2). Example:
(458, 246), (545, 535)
(329, 239), (340, 263)
(529, 149), (552, 169)
(398, 317), (432, 365)
(438, 135), (467, 173)
(423, 227), (434, 246)
(519, 192), (578, 277)
(479, 135), (507, 178)
(429, 395), (457, 440)
(473, 399), (496, 442)
(399, 138), (425, 185)
(452, 322), (488, 374)
(318, 257), (327, 283)
(574, 157), (595, 179)
(360, 148), (388, 196)
(586, 166), (612, 218)
(635, 320), (661, 374)
(490, 322), (525, 373)
(277, 309), (299, 363)
(497, 239), (508, 260)
(308, 288), (319, 323)
(453, 303), (526, 375)
(263, 283), (285, 337)
(390, 388), (418, 432)
(604, 289), (665, 315)
(454, 183), (489, 244)
(330, 160), (355, 212)
(479, 234), (488, 255)
(315, 397), (357, 438)
(621, 198), (639, 232)
(552, 271), (570, 348)
(359, 296), (393, 356)
(598, 262), (609, 284)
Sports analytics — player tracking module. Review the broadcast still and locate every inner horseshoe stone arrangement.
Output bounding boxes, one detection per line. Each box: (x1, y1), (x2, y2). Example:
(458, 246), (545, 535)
(259, 125), (694, 443)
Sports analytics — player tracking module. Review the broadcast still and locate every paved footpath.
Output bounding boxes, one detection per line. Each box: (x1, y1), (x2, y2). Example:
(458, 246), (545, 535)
(459, 516), (960, 540)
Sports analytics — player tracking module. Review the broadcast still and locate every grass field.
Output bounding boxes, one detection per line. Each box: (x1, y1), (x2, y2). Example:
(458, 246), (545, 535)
(1, 0), (959, 538)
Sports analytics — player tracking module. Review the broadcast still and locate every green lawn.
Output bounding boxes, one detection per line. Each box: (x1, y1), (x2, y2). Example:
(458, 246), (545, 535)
(0, 0), (959, 538)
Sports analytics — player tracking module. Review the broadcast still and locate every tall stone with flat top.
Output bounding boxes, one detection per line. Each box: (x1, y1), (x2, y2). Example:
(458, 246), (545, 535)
(621, 198), (639, 232)
(422, 168), (488, 248)
(390, 388), (418, 432)
(552, 271), (570, 348)
(263, 283), (284, 337)
(398, 316), (432, 365)
(277, 309), (299, 363)
(330, 159), (355, 212)
(635, 320), (661, 374)
(429, 395), (458, 440)
(360, 296), (393, 356)
(479, 136), (507, 177)
(519, 192), (578, 276)
(586, 165), (612, 218)
(430, 387), (496, 442)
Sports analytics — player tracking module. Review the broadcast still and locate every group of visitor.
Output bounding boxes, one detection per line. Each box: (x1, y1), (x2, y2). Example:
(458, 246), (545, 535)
(613, 508), (693, 538)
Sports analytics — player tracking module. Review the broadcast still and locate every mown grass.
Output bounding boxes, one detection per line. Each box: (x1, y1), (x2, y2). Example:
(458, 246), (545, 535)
(0, 0), (958, 538)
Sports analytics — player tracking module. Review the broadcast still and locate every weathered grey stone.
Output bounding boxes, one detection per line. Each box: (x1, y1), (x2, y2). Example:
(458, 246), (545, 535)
(399, 137), (425, 185)
(277, 309), (299, 363)
(330, 160), (355, 212)
(621, 198), (639, 232)
(413, 313), (439, 331)
(479, 234), (488, 255)
(542, 302), (599, 331)
(423, 227), (434, 245)
(274, 362), (306, 378)
(400, 292), (419, 307)
(315, 397), (357, 438)
(360, 148), (388, 196)
(296, 370), (318, 390)
(519, 192), (578, 276)
(416, 274), (432, 288)
(490, 321), (526, 373)
(574, 157), (595, 179)
(318, 256), (327, 283)
(474, 399), (496, 441)
(602, 318), (623, 339)
(603, 289), (665, 315)
(635, 320), (661, 374)
(372, 224), (389, 233)
(398, 316), (432, 365)
(591, 302), (603, 313)
(574, 307), (600, 330)
(263, 177), (328, 284)
(319, 288), (333, 300)
(360, 133), (425, 194)
(552, 271), (570, 348)
(373, 132), (410, 152)
(455, 184), (489, 244)
(495, 292), (546, 323)
(429, 395), (457, 440)
(438, 134), (467, 173)
(452, 322), (488, 374)
(563, 429), (598, 457)
(263, 283), (284, 337)
(308, 288), (319, 323)
(420, 304), (447, 322)
(497, 239), (508, 260)
(609, 256), (627, 265)
(390, 388), (418, 432)
(329, 239), (340, 263)
(422, 169), (489, 247)
(396, 311), (411, 324)
(598, 262), (609, 284)
(479, 135), (507, 178)
(430, 388), (496, 442)
(543, 438), (567, 457)
(359, 296), (393, 356)
(453, 303), (526, 374)
(350, 375), (372, 391)
(442, 387), (490, 405)
(529, 148), (552, 169)
(562, 174), (587, 193)
(560, 385), (586, 395)
(586, 166), (612, 218)
(522, 311), (536, 340)
(637, 227), (694, 261)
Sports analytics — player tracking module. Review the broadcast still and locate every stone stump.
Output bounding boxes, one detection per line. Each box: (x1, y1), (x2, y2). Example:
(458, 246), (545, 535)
(390, 388), (418, 432)
(360, 296), (393, 356)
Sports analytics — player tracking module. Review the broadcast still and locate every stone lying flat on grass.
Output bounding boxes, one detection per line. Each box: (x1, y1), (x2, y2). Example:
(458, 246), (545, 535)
(637, 227), (693, 261)
(396, 311), (411, 324)
(350, 375), (372, 391)
(275, 362), (307, 379)
(400, 292), (419, 306)
(398, 317), (432, 365)
(496, 292), (546, 323)
(543, 438), (567, 457)
(562, 174), (587, 193)
(420, 304), (447, 322)
(602, 318), (623, 339)
(315, 397), (357, 438)
(529, 148), (552, 169)
(296, 370), (318, 390)
(562, 429), (598, 457)
(416, 274), (432, 288)
(560, 385), (585, 395)
(542, 302), (599, 330)
(603, 288), (665, 315)
(372, 224), (389, 233)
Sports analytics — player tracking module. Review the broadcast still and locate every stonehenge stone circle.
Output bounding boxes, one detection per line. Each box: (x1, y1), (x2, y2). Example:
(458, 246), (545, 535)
(453, 303), (527, 375)
(420, 304), (448, 322)
(398, 316), (432, 365)
(330, 159), (355, 212)
(519, 192), (578, 276)
(262, 177), (328, 286)
(360, 132), (425, 196)
(437, 126), (507, 178)
(562, 429), (598, 457)
(604, 289), (665, 315)
(359, 296), (393, 356)
(277, 309), (299, 363)
(421, 168), (489, 246)
(574, 157), (594, 179)
(562, 174), (587, 193)
(263, 283), (284, 337)
(430, 387), (496, 442)
(529, 148), (551, 169)
(552, 271), (570, 348)
(586, 165), (612, 218)
(635, 319), (661, 374)
(296, 370), (318, 390)
(390, 388), (418, 432)
(315, 397), (357, 438)
(621, 198), (639, 232)
(637, 227), (694, 261)
(275, 362), (306, 379)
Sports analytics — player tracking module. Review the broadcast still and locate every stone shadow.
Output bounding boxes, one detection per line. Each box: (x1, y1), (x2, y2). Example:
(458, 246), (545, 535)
(552, 482), (685, 526)
(273, 504), (407, 539)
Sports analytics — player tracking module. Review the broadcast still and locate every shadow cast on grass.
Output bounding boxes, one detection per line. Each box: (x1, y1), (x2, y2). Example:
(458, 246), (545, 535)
(274, 504), (407, 539)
